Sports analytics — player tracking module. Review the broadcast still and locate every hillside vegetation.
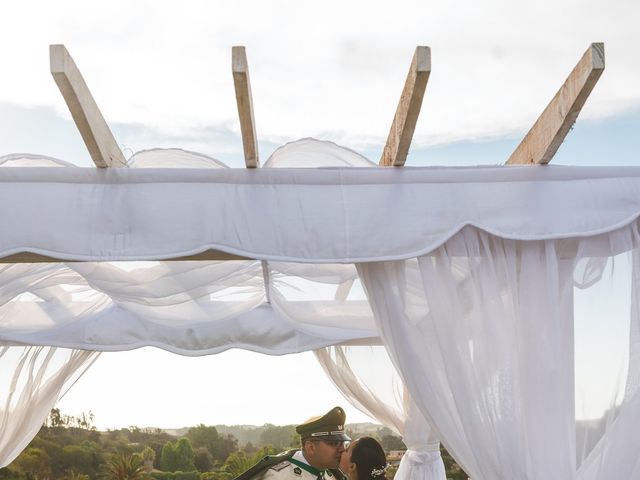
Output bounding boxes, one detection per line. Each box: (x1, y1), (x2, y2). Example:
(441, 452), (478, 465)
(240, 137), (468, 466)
(1, 410), (468, 480)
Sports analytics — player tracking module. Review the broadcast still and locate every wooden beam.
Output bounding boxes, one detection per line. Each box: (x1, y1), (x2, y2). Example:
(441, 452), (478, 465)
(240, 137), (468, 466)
(506, 43), (605, 165)
(232, 46), (259, 168)
(380, 46), (431, 167)
(50, 45), (127, 168)
(0, 249), (250, 264)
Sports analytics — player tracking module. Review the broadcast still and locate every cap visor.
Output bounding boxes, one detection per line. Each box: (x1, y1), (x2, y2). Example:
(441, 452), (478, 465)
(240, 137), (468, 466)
(315, 433), (351, 441)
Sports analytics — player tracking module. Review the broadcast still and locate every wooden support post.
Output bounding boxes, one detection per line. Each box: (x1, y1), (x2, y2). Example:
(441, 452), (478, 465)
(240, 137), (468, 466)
(0, 249), (251, 263)
(232, 46), (259, 168)
(380, 46), (431, 167)
(50, 45), (127, 168)
(506, 43), (605, 165)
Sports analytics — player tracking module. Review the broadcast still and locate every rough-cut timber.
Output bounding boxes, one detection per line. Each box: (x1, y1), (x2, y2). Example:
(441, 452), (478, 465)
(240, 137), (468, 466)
(0, 250), (250, 263)
(50, 45), (127, 168)
(380, 46), (431, 167)
(233, 46), (259, 168)
(507, 43), (605, 165)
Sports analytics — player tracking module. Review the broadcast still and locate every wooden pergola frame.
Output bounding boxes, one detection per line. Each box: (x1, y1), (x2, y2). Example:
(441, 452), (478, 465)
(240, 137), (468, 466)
(2, 43), (605, 263)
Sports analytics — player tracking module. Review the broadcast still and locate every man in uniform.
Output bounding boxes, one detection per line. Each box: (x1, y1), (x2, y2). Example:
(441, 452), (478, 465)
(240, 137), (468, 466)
(234, 407), (350, 480)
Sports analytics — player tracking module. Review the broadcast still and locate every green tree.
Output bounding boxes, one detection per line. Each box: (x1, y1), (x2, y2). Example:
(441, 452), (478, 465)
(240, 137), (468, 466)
(173, 438), (195, 472)
(65, 471), (90, 480)
(440, 446), (468, 480)
(259, 425), (296, 451)
(47, 408), (66, 427)
(222, 451), (252, 477)
(380, 435), (405, 451)
(59, 443), (102, 476)
(159, 443), (177, 472)
(12, 448), (51, 480)
(223, 447), (277, 477)
(193, 448), (213, 473)
(102, 453), (146, 480)
(159, 439), (195, 473)
(141, 447), (156, 473)
(186, 425), (218, 454)
(243, 443), (257, 455)
(0, 465), (26, 480)
(200, 473), (232, 480)
(213, 435), (238, 463)
(77, 411), (95, 430)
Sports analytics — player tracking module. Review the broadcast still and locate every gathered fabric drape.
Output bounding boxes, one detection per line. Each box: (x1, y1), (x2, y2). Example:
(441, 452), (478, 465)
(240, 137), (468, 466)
(0, 346), (98, 467)
(315, 346), (446, 480)
(358, 225), (640, 480)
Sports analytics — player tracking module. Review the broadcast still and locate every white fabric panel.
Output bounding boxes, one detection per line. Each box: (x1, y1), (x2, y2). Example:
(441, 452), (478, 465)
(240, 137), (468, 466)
(0, 153), (76, 167)
(315, 346), (446, 480)
(128, 148), (228, 168)
(0, 262), (377, 354)
(5, 152), (640, 262)
(0, 346), (98, 467)
(358, 226), (640, 480)
(264, 138), (376, 168)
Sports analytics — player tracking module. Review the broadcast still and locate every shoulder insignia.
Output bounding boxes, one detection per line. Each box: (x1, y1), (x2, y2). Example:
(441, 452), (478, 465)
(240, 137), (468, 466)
(293, 467), (302, 476)
(270, 461), (291, 472)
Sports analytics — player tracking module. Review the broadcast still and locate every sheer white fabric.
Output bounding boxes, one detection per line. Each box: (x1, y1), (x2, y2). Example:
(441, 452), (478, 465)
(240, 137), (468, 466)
(315, 346), (446, 480)
(572, 250), (640, 479)
(0, 346), (98, 467)
(264, 138), (376, 168)
(357, 226), (640, 480)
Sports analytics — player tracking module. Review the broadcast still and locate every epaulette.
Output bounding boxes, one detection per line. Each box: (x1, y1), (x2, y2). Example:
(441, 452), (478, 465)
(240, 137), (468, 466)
(269, 460), (291, 472)
(232, 450), (297, 480)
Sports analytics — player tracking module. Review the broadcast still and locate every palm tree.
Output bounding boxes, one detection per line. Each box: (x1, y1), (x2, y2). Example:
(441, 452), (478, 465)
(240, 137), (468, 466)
(102, 453), (147, 480)
(223, 447), (277, 477)
(140, 447), (156, 473)
(66, 471), (90, 480)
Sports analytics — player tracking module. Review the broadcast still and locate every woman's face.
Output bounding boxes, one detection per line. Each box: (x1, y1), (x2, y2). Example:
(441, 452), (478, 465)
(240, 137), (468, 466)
(339, 439), (358, 475)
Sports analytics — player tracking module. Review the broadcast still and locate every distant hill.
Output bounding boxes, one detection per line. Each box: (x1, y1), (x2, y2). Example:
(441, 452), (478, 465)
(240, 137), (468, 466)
(161, 422), (382, 445)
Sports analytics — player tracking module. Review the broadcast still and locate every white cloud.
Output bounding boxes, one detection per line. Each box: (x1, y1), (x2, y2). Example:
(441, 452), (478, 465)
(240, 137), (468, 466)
(1, 0), (639, 147)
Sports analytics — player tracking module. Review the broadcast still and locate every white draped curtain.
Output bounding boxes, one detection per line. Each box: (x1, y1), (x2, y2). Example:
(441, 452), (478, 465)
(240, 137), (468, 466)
(0, 346), (98, 467)
(315, 346), (446, 480)
(357, 225), (640, 480)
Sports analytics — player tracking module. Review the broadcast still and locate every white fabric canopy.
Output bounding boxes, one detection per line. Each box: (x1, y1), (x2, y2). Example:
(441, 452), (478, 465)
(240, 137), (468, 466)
(2, 138), (640, 479)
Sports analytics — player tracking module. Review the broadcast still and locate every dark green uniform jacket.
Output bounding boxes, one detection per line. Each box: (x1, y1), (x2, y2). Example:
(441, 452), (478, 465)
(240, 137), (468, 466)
(233, 450), (347, 480)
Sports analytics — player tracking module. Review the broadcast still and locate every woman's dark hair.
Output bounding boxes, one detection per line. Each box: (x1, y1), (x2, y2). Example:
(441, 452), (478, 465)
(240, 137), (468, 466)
(351, 437), (387, 480)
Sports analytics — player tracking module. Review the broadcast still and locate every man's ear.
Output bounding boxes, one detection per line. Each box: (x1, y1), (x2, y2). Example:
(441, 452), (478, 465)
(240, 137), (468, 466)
(303, 439), (315, 455)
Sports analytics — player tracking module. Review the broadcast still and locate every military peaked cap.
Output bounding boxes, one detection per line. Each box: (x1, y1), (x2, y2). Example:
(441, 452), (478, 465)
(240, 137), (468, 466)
(296, 406), (350, 441)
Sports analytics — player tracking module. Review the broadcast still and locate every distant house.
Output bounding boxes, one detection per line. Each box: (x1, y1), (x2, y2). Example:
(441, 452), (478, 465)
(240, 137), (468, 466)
(386, 450), (406, 466)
